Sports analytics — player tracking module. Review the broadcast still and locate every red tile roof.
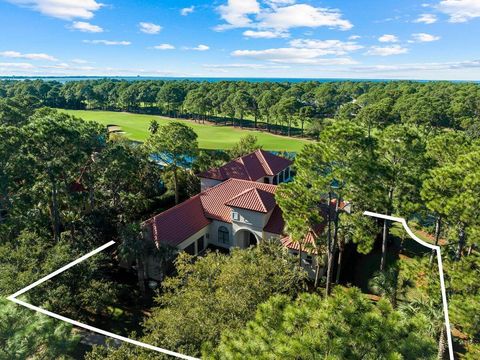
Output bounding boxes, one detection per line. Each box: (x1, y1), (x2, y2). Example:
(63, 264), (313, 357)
(263, 206), (285, 235)
(281, 223), (326, 254)
(198, 149), (292, 181)
(144, 178), (281, 247)
(225, 187), (276, 213)
(200, 178), (278, 222)
(146, 195), (211, 247)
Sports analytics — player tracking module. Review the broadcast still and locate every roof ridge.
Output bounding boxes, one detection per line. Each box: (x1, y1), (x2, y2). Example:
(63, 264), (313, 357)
(255, 149), (274, 175)
(225, 186), (257, 204)
(237, 156), (253, 180)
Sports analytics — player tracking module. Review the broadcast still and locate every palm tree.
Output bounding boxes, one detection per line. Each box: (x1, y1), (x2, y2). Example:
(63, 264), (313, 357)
(369, 265), (410, 308)
(400, 297), (448, 360)
(117, 223), (148, 296)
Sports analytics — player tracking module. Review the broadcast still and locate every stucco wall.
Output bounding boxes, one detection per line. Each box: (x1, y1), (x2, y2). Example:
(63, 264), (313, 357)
(209, 220), (234, 249)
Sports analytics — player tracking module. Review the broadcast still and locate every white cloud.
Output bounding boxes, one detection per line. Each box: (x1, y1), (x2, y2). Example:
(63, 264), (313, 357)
(153, 44), (175, 50)
(203, 63), (290, 70)
(348, 35), (361, 40)
(289, 39), (363, 54)
(258, 4), (353, 31)
(71, 21), (103, 33)
(378, 34), (399, 43)
(411, 33), (441, 42)
(0, 62), (35, 69)
(71, 58), (89, 64)
(139, 22), (162, 34)
(232, 48), (357, 65)
(232, 37), (362, 65)
(414, 13), (438, 24)
(181, 6), (195, 16)
(216, 0), (260, 29)
(438, 0), (480, 23)
(215, 1), (352, 32)
(243, 30), (288, 38)
(191, 44), (210, 51)
(365, 45), (409, 56)
(83, 40), (131, 46)
(352, 59), (480, 73)
(0, 50), (57, 61)
(7, 0), (103, 20)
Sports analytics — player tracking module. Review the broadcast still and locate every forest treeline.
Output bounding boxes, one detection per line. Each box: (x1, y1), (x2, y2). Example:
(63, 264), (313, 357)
(0, 79), (479, 359)
(1, 79), (479, 138)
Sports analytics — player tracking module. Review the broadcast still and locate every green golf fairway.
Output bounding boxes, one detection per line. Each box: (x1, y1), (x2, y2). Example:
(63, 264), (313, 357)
(60, 109), (310, 152)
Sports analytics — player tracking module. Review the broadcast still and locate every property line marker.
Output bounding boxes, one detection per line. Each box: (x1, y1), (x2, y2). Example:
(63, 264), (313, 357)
(363, 211), (454, 360)
(7, 240), (199, 360)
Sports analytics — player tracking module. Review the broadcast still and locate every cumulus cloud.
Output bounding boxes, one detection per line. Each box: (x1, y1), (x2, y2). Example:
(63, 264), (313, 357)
(243, 30), (288, 38)
(414, 13), (438, 24)
(153, 44), (175, 50)
(0, 50), (57, 61)
(192, 44), (210, 51)
(289, 39), (363, 54)
(411, 33), (441, 42)
(365, 45), (409, 56)
(437, 0), (480, 23)
(7, 0), (103, 20)
(378, 34), (399, 43)
(232, 39), (362, 65)
(216, 0), (260, 29)
(232, 48), (357, 65)
(83, 40), (131, 46)
(181, 6), (195, 16)
(348, 35), (361, 40)
(257, 4), (353, 31)
(139, 22), (162, 34)
(71, 21), (103, 32)
(215, 1), (352, 33)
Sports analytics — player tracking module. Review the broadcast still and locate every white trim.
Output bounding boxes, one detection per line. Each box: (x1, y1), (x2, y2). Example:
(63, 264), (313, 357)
(363, 211), (454, 360)
(7, 241), (199, 360)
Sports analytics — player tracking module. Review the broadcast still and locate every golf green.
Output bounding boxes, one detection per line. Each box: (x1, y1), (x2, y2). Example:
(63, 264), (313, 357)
(60, 109), (310, 152)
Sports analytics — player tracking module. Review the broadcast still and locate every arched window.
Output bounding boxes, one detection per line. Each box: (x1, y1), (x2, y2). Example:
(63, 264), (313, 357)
(218, 226), (229, 244)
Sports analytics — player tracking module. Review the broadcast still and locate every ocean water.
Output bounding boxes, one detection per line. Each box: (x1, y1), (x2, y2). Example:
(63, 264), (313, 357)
(2, 76), (476, 84)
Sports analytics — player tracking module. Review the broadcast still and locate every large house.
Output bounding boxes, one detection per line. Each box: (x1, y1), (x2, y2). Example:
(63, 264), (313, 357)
(142, 150), (295, 279)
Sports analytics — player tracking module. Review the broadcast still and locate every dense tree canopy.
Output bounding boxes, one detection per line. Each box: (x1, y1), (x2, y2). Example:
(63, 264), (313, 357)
(204, 287), (437, 360)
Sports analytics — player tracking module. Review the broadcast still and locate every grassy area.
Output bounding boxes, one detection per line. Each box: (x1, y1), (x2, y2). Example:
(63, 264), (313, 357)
(60, 109), (311, 152)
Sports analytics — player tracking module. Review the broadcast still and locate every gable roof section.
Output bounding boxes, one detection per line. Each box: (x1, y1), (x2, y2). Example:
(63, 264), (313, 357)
(146, 195), (210, 247)
(198, 149), (292, 181)
(263, 206), (285, 235)
(281, 223), (327, 254)
(200, 178), (278, 222)
(225, 187), (277, 213)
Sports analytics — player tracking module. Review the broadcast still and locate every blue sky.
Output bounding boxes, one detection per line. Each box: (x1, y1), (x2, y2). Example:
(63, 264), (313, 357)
(1, 0), (480, 80)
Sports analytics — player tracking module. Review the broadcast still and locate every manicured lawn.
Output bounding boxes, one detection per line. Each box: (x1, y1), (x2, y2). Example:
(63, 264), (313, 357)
(60, 109), (311, 152)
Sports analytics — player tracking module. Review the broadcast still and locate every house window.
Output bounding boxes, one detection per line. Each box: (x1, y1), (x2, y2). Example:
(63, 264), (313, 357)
(197, 236), (205, 252)
(231, 211), (239, 221)
(273, 175), (278, 185)
(184, 242), (195, 255)
(264, 177), (270, 184)
(279, 171), (284, 183)
(218, 226), (229, 244)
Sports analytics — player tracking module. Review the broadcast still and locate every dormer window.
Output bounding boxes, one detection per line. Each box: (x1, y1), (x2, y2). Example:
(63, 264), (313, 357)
(232, 211), (239, 221)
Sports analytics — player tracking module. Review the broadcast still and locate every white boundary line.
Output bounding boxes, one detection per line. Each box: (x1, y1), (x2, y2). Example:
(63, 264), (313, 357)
(7, 216), (454, 360)
(6, 240), (199, 360)
(364, 211), (454, 360)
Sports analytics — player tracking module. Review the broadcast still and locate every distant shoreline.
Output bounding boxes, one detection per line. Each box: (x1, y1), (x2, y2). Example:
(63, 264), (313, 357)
(1, 76), (479, 83)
